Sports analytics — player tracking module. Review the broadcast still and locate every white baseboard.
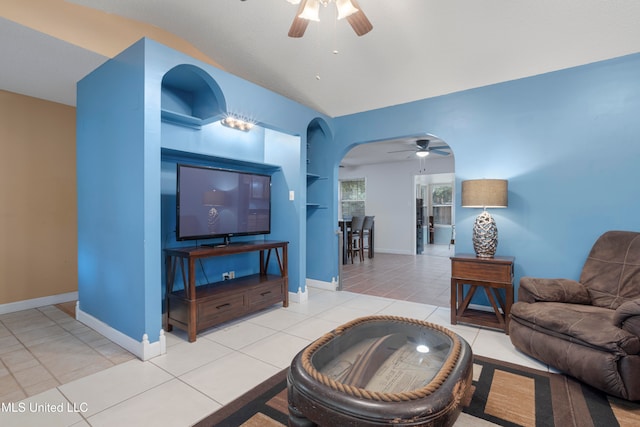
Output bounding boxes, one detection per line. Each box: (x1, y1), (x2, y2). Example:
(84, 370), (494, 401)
(0, 291), (78, 315)
(374, 248), (414, 255)
(289, 286), (308, 304)
(306, 278), (337, 291)
(76, 303), (166, 361)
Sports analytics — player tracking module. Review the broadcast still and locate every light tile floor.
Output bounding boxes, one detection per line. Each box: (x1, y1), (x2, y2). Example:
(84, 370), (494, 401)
(0, 248), (548, 426)
(0, 304), (135, 403)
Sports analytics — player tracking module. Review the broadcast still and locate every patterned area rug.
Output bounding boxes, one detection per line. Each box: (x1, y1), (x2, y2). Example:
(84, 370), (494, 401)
(195, 355), (640, 427)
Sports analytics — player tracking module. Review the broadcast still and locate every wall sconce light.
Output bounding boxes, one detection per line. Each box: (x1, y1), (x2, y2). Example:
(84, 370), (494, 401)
(221, 116), (254, 132)
(461, 179), (508, 258)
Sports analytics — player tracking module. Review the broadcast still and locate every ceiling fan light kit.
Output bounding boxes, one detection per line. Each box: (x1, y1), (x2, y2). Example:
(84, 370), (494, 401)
(287, 0), (372, 38)
(388, 138), (451, 158)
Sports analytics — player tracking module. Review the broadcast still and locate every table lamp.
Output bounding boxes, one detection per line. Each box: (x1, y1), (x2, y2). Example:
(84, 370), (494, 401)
(461, 179), (508, 258)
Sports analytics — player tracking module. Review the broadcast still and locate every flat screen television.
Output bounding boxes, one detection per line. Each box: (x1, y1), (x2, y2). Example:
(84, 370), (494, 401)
(176, 164), (271, 244)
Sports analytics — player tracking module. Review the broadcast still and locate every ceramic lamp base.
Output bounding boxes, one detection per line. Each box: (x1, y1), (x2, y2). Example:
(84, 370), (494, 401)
(472, 210), (498, 258)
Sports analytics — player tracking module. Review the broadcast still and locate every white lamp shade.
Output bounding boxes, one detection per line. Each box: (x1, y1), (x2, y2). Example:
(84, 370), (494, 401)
(336, 0), (359, 19)
(299, 0), (321, 21)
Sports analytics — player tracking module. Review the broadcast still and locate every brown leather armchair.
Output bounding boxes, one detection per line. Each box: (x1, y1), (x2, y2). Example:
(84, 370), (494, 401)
(509, 230), (640, 400)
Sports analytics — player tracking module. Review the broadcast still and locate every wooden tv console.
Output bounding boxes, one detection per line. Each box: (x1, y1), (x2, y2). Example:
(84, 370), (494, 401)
(164, 240), (288, 342)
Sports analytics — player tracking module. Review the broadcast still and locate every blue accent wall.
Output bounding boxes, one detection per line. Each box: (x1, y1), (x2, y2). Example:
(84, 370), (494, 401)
(328, 53), (640, 294)
(264, 130), (304, 283)
(78, 38), (329, 344)
(306, 119), (336, 282)
(78, 36), (640, 345)
(77, 40), (152, 341)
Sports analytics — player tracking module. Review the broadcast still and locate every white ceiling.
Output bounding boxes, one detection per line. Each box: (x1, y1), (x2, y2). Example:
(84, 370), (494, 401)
(3, 0), (640, 165)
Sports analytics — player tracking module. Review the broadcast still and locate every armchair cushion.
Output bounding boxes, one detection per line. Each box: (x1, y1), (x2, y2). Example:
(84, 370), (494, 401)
(579, 231), (640, 309)
(519, 277), (591, 304)
(614, 299), (640, 336)
(511, 302), (640, 355)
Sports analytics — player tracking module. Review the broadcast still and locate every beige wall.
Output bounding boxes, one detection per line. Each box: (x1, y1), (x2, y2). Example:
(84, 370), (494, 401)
(0, 90), (77, 304)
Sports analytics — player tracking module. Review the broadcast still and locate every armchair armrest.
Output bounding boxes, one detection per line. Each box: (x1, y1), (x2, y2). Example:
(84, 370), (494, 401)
(614, 299), (640, 336)
(518, 277), (591, 304)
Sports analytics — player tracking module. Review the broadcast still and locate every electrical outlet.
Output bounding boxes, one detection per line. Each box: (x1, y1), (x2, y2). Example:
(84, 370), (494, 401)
(229, 271), (235, 279)
(222, 272), (230, 280)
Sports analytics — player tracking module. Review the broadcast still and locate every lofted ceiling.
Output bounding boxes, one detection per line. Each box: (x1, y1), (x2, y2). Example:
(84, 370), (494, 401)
(2, 0), (640, 165)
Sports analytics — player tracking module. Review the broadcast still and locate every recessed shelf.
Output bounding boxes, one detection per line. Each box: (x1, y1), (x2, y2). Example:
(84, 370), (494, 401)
(161, 65), (225, 129)
(161, 109), (222, 129)
(307, 173), (328, 181)
(161, 148), (281, 173)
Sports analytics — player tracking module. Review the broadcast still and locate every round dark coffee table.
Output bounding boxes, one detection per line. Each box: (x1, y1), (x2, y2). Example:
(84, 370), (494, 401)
(287, 315), (472, 426)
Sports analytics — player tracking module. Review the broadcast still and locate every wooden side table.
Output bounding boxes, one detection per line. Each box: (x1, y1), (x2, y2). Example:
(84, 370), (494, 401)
(450, 254), (514, 334)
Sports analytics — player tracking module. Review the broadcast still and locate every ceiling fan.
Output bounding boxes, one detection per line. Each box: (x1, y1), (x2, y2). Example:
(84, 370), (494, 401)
(388, 139), (451, 158)
(287, 0), (373, 38)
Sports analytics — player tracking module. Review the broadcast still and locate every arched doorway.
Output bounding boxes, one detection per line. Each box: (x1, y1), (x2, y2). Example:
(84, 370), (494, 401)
(337, 134), (455, 307)
(339, 135), (454, 255)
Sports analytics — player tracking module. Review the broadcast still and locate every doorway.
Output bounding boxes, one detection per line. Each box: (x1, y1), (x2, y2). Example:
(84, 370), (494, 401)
(339, 135), (454, 256)
(415, 173), (455, 257)
(337, 135), (455, 303)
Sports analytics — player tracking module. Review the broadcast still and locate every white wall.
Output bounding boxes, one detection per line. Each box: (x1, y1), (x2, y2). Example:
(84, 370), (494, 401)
(339, 154), (454, 254)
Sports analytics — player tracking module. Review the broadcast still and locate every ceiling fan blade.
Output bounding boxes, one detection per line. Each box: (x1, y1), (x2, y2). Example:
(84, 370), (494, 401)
(388, 149), (416, 153)
(429, 149), (451, 156)
(288, 0), (310, 38)
(346, 0), (373, 36)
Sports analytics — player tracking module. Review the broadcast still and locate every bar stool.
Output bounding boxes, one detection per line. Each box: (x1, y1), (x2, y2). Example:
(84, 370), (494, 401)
(348, 216), (365, 263)
(361, 216), (375, 258)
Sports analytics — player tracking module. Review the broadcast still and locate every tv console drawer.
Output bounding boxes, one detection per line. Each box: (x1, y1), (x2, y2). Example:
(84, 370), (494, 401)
(248, 282), (284, 308)
(197, 293), (245, 325)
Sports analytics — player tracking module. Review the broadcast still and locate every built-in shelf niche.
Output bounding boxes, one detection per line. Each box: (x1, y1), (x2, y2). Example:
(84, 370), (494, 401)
(161, 64), (226, 129)
(307, 173), (328, 210)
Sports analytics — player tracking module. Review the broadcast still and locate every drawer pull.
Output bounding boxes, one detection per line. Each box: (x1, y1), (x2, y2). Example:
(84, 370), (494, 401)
(216, 303), (231, 309)
(260, 291), (272, 297)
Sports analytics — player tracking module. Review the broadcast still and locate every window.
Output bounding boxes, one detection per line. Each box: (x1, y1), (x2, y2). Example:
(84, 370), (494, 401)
(340, 178), (365, 218)
(431, 183), (452, 225)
